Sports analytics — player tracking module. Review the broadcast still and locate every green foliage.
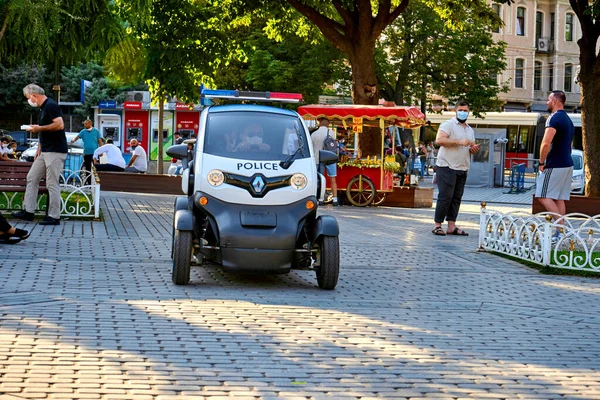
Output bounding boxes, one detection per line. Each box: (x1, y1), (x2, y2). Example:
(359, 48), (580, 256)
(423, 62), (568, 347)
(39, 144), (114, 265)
(212, 18), (350, 103)
(0, 0), (124, 67)
(0, 62), (50, 107)
(377, 0), (508, 114)
(60, 62), (105, 102)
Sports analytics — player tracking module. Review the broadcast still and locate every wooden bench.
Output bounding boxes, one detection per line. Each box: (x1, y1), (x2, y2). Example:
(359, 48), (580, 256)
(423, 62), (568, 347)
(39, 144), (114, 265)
(96, 171), (183, 195)
(0, 160), (48, 210)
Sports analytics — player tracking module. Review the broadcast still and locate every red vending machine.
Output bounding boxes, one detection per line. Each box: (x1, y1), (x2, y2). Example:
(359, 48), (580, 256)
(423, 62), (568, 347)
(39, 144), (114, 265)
(123, 102), (149, 154)
(174, 103), (201, 139)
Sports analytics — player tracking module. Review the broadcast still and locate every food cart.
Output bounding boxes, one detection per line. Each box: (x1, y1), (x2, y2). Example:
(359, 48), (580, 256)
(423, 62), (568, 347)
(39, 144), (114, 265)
(298, 104), (426, 206)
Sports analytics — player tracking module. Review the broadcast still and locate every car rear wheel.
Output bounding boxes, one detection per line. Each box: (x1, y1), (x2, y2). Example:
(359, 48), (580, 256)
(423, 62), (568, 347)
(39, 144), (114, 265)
(315, 235), (339, 290)
(172, 230), (192, 285)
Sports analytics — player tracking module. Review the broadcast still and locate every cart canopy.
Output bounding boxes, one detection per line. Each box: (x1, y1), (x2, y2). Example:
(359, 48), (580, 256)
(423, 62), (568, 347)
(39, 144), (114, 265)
(297, 104), (426, 128)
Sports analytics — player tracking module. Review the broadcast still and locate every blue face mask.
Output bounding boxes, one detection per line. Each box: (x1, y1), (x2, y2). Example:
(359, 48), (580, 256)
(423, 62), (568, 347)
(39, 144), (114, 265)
(457, 110), (469, 122)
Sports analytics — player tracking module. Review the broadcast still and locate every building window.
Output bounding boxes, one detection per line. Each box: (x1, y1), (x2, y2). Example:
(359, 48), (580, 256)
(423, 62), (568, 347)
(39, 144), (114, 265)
(534, 62), (542, 90)
(517, 7), (526, 36)
(566, 13), (574, 41)
(565, 64), (573, 92)
(549, 65), (554, 91)
(492, 4), (501, 33)
(550, 13), (555, 40)
(536, 12), (543, 40)
(515, 59), (524, 88)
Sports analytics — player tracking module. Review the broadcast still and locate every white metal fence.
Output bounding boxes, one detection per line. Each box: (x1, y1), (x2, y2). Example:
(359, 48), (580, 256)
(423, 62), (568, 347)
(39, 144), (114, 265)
(478, 203), (600, 271)
(1, 168), (100, 219)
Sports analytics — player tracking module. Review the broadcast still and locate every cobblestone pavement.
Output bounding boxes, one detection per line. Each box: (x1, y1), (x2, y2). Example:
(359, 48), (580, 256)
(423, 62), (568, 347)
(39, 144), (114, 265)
(1, 193), (599, 399)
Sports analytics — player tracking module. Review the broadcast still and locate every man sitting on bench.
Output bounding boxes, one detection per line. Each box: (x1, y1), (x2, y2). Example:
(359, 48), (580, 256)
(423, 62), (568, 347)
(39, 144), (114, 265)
(93, 139), (126, 172)
(125, 139), (147, 174)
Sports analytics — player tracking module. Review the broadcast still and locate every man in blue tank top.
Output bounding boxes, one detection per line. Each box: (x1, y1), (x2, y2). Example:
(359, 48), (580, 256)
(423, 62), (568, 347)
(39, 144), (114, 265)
(535, 90), (574, 242)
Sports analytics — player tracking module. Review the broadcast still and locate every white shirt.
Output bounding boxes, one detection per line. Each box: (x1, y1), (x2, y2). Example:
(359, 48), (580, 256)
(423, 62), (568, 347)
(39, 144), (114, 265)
(93, 144), (126, 169)
(130, 146), (148, 172)
(436, 117), (475, 171)
(311, 126), (334, 164)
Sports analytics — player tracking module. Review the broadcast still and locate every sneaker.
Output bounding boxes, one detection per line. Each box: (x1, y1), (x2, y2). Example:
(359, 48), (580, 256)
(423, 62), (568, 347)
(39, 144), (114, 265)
(39, 216), (60, 226)
(551, 231), (564, 245)
(12, 210), (34, 221)
(332, 200), (340, 206)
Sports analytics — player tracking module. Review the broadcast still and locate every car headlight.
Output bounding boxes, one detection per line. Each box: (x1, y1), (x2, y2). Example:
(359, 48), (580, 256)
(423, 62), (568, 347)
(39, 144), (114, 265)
(572, 175), (583, 183)
(290, 173), (307, 190)
(207, 169), (224, 186)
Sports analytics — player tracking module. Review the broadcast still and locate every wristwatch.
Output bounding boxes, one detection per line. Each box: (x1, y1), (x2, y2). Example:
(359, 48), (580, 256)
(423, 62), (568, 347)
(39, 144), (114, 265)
(538, 161), (545, 166)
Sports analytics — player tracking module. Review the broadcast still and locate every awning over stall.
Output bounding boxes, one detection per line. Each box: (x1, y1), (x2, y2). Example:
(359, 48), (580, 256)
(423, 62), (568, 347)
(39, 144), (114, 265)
(297, 104), (426, 128)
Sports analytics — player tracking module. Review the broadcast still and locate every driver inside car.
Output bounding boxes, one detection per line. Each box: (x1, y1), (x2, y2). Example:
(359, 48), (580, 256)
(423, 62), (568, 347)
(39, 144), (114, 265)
(235, 124), (271, 152)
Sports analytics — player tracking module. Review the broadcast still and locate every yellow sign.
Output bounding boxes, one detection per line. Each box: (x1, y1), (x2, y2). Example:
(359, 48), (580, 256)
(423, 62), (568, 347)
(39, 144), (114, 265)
(352, 117), (363, 133)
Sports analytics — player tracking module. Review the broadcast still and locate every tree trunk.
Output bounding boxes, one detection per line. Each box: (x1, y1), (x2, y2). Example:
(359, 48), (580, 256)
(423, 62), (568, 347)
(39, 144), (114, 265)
(157, 97), (164, 175)
(579, 72), (600, 197)
(349, 42), (381, 157)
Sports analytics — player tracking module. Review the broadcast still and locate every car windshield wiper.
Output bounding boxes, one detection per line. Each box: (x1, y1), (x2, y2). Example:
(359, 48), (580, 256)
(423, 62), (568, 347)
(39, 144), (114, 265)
(279, 147), (303, 170)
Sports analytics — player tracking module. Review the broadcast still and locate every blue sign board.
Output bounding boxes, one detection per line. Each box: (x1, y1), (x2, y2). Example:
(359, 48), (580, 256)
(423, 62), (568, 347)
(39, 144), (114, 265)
(98, 100), (117, 109)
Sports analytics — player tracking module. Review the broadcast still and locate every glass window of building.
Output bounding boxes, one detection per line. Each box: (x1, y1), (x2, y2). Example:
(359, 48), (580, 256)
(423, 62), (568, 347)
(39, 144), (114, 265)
(550, 13), (555, 40)
(492, 4), (501, 33)
(564, 64), (573, 92)
(515, 59), (524, 88)
(566, 13), (574, 41)
(517, 7), (526, 36)
(536, 12), (543, 40)
(549, 65), (554, 91)
(534, 62), (542, 90)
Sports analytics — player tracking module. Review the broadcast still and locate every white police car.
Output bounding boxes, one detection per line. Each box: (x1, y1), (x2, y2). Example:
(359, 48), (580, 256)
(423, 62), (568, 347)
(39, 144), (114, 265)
(167, 90), (340, 289)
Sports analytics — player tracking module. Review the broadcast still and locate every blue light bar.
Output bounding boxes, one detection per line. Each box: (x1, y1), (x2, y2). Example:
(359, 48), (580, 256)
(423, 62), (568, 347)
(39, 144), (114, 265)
(200, 89), (302, 103)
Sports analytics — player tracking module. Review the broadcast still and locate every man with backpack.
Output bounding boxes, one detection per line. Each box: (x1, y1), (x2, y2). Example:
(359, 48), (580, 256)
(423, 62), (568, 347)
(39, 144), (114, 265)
(311, 117), (339, 206)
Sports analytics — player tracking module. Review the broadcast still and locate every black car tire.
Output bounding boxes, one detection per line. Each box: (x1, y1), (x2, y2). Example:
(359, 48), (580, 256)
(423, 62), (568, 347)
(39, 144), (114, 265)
(315, 235), (340, 290)
(172, 230), (192, 285)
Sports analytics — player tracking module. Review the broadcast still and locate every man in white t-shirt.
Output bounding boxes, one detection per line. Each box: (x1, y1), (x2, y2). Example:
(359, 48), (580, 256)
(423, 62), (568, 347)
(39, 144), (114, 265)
(311, 118), (339, 206)
(93, 139), (126, 171)
(125, 139), (148, 173)
(432, 100), (480, 237)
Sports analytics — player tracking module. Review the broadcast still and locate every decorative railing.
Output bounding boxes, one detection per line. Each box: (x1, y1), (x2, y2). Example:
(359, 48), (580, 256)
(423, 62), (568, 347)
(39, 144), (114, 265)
(479, 203), (600, 272)
(0, 168), (100, 219)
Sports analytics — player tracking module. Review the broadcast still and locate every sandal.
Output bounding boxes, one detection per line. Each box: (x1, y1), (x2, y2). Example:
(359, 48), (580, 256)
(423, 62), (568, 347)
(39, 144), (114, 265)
(431, 226), (446, 236)
(0, 234), (22, 244)
(447, 227), (469, 236)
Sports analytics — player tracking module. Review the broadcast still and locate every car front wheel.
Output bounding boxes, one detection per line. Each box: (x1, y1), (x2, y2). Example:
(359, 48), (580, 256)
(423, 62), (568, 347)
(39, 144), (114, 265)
(315, 235), (340, 290)
(172, 230), (192, 285)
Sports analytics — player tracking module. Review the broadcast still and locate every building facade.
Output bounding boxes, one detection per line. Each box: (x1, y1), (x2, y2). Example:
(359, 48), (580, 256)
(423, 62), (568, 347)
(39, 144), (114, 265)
(491, 0), (581, 111)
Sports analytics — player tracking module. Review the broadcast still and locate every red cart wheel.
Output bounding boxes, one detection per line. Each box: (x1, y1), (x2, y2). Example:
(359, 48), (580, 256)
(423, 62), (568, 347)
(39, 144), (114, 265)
(346, 175), (375, 207)
(372, 192), (387, 206)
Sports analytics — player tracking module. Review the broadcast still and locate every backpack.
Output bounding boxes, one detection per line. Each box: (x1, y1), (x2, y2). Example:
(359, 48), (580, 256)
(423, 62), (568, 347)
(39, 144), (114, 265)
(322, 129), (339, 156)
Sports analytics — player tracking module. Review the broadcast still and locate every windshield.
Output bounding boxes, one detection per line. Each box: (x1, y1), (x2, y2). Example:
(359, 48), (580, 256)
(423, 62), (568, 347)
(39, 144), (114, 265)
(203, 112), (309, 161)
(571, 154), (583, 170)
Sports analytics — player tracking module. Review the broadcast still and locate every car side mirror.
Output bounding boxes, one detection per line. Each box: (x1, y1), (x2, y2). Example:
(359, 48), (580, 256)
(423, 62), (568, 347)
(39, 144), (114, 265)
(167, 144), (190, 168)
(319, 150), (338, 165)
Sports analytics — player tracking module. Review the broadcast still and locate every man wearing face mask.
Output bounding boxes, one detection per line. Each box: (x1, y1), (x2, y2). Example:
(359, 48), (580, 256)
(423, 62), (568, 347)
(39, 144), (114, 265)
(0, 137), (11, 161)
(13, 84), (68, 225)
(125, 139), (148, 173)
(71, 119), (103, 184)
(431, 100), (479, 236)
(535, 91), (574, 243)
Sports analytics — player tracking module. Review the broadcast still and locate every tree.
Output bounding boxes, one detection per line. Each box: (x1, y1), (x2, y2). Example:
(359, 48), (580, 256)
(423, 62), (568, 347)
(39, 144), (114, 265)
(212, 19), (349, 104)
(0, 62), (50, 107)
(565, 0), (600, 197)
(377, 0), (508, 115)
(0, 0), (123, 95)
(107, 0), (227, 174)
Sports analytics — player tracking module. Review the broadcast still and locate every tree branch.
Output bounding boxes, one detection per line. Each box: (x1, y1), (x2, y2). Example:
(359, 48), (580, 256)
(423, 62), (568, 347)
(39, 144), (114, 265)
(332, 0), (355, 35)
(357, 0), (373, 32)
(0, 3), (9, 43)
(373, 0), (408, 38)
(286, 0), (350, 53)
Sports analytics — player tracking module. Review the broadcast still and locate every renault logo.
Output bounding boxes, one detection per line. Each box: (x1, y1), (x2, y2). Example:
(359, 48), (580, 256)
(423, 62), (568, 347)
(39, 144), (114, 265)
(251, 176), (266, 193)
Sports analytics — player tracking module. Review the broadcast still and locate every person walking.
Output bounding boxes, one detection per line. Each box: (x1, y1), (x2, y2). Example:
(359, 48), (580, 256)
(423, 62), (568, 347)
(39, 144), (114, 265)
(0, 212), (30, 244)
(426, 141), (435, 176)
(71, 119), (103, 184)
(535, 90), (575, 243)
(431, 100), (479, 236)
(125, 139), (148, 173)
(13, 84), (68, 226)
(311, 117), (339, 206)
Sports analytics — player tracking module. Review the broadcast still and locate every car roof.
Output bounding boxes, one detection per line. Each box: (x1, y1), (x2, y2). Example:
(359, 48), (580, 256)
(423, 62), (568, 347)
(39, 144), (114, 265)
(206, 104), (299, 117)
